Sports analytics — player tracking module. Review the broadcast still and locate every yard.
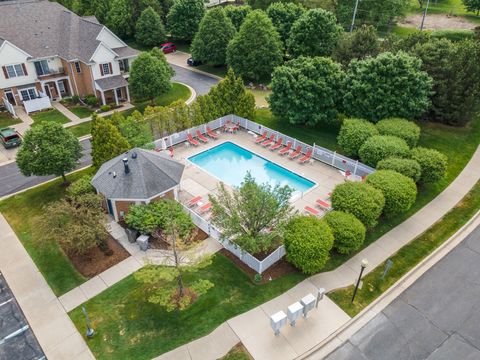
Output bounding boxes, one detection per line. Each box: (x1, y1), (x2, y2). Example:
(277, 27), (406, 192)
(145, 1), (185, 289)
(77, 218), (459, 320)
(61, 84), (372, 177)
(69, 106), (94, 119)
(0, 111), (21, 128)
(69, 254), (305, 360)
(31, 108), (70, 126)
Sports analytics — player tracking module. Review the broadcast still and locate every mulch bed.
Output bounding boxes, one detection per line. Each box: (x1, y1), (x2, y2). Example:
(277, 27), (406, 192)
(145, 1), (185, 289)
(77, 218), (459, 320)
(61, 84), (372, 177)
(149, 226), (209, 250)
(219, 248), (299, 284)
(66, 234), (130, 278)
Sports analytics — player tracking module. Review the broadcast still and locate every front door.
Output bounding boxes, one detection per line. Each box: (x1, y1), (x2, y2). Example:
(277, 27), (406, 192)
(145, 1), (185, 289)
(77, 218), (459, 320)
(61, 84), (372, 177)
(4, 91), (15, 105)
(107, 199), (114, 216)
(44, 85), (51, 99)
(116, 88), (123, 101)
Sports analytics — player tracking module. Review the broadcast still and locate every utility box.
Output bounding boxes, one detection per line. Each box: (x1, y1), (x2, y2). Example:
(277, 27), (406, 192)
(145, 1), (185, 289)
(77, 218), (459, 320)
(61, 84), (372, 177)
(270, 311), (287, 336)
(136, 234), (149, 251)
(301, 293), (316, 318)
(287, 302), (304, 327)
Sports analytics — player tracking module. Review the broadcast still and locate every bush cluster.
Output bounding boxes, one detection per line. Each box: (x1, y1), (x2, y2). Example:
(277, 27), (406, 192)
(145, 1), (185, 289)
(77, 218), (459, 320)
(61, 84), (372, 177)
(324, 211), (366, 254)
(67, 175), (95, 197)
(376, 118), (420, 148)
(84, 94), (98, 107)
(337, 118), (379, 156)
(359, 135), (410, 167)
(377, 157), (422, 183)
(331, 182), (385, 228)
(411, 147), (448, 183)
(366, 170), (417, 216)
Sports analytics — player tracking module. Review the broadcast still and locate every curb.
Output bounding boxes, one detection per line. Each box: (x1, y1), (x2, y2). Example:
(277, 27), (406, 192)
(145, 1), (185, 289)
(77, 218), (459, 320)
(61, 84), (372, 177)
(170, 52), (224, 80)
(298, 209), (480, 359)
(179, 82), (197, 105)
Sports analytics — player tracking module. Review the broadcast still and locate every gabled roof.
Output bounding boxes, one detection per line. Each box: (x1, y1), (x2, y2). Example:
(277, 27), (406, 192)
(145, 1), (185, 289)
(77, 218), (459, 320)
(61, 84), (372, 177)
(95, 75), (129, 91)
(92, 148), (185, 200)
(0, 0), (136, 63)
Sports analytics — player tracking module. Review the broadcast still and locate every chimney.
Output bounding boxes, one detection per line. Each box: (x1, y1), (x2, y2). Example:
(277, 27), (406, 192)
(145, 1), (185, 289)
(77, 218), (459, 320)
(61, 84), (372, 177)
(122, 158), (130, 174)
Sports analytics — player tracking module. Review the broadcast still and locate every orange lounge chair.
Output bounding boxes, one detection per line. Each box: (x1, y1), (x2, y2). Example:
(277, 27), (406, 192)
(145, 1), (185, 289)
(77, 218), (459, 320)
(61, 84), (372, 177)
(270, 137), (283, 151)
(299, 149), (313, 164)
(196, 130), (209, 143)
(304, 206), (320, 216)
(289, 146), (302, 159)
(278, 141), (292, 155)
(262, 134), (275, 147)
(255, 131), (268, 143)
(316, 199), (332, 211)
(206, 127), (218, 139)
(188, 196), (202, 207)
(187, 133), (199, 146)
(199, 202), (212, 213)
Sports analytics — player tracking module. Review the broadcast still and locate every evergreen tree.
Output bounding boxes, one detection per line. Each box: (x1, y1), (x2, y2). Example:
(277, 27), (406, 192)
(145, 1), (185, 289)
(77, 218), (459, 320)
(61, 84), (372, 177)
(91, 114), (130, 168)
(135, 7), (167, 47)
(333, 25), (380, 66)
(191, 8), (236, 65)
(226, 10), (283, 81)
(106, 0), (132, 37)
(167, 0), (206, 41)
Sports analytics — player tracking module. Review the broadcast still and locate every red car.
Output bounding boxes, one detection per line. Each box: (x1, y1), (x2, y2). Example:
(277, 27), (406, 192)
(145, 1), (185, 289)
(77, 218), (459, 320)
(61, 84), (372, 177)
(160, 42), (176, 54)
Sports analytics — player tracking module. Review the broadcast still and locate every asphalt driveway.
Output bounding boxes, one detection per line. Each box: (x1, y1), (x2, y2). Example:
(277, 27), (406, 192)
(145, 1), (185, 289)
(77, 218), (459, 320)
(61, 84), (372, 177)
(323, 223), (480, 360)
(171, 63), (219, 96)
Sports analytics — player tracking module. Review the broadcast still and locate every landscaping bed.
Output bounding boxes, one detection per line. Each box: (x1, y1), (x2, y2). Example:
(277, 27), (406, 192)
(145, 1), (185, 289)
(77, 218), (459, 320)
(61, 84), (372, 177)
(221, 343), (253, 360)
(31, 108), (70, 126)
(148, 226), (209, 250)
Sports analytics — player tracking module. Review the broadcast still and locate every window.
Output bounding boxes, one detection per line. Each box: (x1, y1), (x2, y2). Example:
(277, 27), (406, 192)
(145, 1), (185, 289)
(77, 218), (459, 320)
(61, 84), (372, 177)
(58, 81), (65, 93)
(102, 63), (111, 75)
(74, 61), (81, 73)
(119, 59), (129, 73)
(34, 60), (50, 76)
(3, 64), (26, 78)
(20, 88), (37, 101)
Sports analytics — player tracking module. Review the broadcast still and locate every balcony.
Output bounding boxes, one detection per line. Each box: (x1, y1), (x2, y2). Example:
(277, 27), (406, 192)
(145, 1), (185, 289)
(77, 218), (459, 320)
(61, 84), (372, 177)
(37, 67), (65, 78)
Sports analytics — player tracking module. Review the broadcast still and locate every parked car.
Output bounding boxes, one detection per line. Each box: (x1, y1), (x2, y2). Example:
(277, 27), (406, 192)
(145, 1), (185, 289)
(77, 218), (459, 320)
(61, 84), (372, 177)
(0, 127), (22, 149)
(160, 42), (177, 54)
(187, 57), (202, 66)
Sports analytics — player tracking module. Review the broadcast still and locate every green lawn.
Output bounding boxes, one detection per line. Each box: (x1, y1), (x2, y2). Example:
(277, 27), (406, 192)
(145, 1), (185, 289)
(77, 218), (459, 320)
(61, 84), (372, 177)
(69, 106), (94, 119)
(31, 109), (70, 126)
(133, 82), (191, 113)
(329, 179), (480, 316)
(69, 255), (305, 360)
(0, 111), (21, 128)
(253, 109), (480, 270)
(0, 169), (94, 296)
(67, 121), (92, 138)
(196, 64), (228, 78)
(221, 344), (252, 360)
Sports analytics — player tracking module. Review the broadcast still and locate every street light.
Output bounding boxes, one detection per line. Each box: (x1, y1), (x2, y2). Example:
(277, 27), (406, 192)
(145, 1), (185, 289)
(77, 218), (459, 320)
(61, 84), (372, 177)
(351, 258), (368, 304)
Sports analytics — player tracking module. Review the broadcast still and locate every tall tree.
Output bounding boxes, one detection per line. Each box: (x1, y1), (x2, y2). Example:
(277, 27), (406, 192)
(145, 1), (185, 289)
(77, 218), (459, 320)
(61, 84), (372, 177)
(117, 111), (154, 147)
(270, 56), (345, 126)
(135, 7), (167, 47)
(246, 0), (295, 10)
(191, 8), (236, 65)
(106, 0), (132, 37)
(266, 2), (305, 48)
(209, 173), (294, 255)
(227, 10), (283, 81)
(287, 9), (343, 58)
(167, 0), (206, 41)
(343, 51), (433, 122)
(16, 122), (82, 185)
(129, 49), (174, 103)
(223, 5), (252, 30)
(333, 25), (380, 66)
(209, 68), (256, 119)
(91, 114), (130, 168)
(463, 0), (480, 15)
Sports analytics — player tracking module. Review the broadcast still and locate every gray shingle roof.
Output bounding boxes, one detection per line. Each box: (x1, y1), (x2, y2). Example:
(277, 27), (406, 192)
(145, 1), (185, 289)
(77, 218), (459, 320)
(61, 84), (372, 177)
(95, 75), (128, 91)
(0, 0), (136, 63)
(92, 148), (185, 200)
(114, 46), (139, 59)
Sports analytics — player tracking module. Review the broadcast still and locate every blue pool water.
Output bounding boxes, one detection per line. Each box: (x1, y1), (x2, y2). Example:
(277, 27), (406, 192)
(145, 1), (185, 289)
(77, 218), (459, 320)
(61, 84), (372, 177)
(188, 142), (315, 194)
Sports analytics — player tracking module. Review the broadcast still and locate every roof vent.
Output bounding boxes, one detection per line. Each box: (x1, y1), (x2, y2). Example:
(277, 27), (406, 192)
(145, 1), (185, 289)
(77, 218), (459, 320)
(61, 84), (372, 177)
(132, 152), (138, 159)
(122, 158), (130, 174)
(112, 171), (117, 178)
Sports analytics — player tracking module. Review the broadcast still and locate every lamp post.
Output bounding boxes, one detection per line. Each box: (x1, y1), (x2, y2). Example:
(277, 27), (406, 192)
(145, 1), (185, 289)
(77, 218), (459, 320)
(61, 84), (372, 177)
(351, 259), (368, 304)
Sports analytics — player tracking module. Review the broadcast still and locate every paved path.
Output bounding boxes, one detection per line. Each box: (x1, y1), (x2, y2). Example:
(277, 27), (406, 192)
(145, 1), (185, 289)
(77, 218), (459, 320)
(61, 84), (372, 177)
(324, 221), (480, 360)
(0, 215), (94, 360)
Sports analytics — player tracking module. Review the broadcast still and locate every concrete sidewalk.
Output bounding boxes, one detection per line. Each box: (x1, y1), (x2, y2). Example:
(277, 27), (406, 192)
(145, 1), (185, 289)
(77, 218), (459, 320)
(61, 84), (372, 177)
(0, 214), (94, 360)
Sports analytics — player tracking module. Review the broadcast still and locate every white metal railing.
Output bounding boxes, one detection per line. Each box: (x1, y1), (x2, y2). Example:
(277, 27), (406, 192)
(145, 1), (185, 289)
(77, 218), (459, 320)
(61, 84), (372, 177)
(2, 97), (16, 118)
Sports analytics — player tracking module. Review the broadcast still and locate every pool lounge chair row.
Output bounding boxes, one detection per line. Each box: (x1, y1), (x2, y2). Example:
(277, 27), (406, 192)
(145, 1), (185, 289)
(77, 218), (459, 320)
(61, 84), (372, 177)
(187, 128), (219, 146)
(304, 197), (332, 217)
(187, 196), (212, 215)
(254, 131), (313, 164)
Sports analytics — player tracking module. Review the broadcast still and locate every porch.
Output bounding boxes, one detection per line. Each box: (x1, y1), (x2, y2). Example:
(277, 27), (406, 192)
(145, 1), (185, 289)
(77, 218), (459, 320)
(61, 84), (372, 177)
(94, 75), (130, 106)
(40, 77), (72, 101)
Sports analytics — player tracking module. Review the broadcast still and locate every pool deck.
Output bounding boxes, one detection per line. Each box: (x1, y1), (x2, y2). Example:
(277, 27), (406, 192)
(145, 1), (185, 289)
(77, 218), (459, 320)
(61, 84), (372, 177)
(173, 129), (346, 215)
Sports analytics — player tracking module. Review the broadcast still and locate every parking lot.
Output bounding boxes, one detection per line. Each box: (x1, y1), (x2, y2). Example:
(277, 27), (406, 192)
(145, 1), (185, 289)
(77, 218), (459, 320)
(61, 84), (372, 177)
(0, 273), (45, 360)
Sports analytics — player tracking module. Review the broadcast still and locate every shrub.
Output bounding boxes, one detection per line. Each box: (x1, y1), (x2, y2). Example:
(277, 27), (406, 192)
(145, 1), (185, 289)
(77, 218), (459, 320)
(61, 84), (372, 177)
(376, 118), (420, 148)
(71, 95), (80, 104)
(84, 94), (99, 106)
(67, 175), (95, 197)
(410, 147), (448, 183)
(366, 170), (417, 216)
(331, 182), (385, 228)
(284, 215), (334, 274)
(323, 211), (365, 254)
(337, 118), (379, 156)
(100, 105), (111, 112)
(377, 157), (422, 182)
(358, 135), (410, 167)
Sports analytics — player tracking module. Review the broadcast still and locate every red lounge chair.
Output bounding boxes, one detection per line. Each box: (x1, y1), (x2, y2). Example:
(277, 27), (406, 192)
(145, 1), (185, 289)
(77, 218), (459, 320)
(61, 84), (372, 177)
(255, 131), (267, 143)
(187, 133), (199, 146)
(289, 146), (302, 159)
(299, 149), (313, 164)
(196, 130), (209, 143)
(316, 199), (332, 211)
(188, 196), (202, 207)
(304, 206), (319, 216)
(232, 122), (240, 132)
(270, 137), (283, 151)
(168, 147), (174, 158)
(278, 142), (292, 155)
(206, 127), (218, 139)
(262, 134), (275, 147)
(199, 202), (212, 213)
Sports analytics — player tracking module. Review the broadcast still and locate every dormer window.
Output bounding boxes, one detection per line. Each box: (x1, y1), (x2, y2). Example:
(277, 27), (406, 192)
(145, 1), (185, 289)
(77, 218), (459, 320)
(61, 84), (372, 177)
(100, 63), (112, 76)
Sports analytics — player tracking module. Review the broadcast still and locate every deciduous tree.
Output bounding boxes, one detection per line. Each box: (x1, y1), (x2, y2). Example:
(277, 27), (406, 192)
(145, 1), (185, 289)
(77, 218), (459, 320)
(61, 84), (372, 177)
(223, 5), (252, 30)
(117, 110), (154, 148)
(167, 0), (206, 41)
(266, 2), (305, 48)
(135, 7), (167, 47)
(91, 114), (130, 168)
(106, 0), (132, 37)
(333, 25), (380, 66)
(463, 0), (480, 15)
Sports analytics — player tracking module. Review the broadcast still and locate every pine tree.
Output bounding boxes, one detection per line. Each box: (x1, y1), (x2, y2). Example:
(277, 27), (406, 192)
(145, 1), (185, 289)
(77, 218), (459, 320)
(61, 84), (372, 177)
(135, 7), (167, 47)
(91, 114), (131, 168)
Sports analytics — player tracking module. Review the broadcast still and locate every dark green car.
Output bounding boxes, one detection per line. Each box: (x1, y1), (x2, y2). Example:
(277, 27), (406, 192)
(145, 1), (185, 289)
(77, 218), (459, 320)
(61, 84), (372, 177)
(0, 127), (22, 149)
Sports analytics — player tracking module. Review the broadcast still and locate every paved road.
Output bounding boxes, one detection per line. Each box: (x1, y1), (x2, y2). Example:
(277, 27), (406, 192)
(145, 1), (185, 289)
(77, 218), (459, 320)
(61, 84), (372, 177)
(322, 224), (480, 360)
(0, 273), (45, 360)
(171, 64), (219, 96)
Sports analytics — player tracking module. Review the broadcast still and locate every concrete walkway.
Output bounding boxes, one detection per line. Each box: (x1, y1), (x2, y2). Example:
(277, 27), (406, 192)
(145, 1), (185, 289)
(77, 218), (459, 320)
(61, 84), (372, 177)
(0, 214), (95, 360)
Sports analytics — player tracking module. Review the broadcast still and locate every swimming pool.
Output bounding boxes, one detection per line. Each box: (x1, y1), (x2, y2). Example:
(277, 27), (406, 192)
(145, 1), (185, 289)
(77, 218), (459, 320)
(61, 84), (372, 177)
(188, 141), (315, 194)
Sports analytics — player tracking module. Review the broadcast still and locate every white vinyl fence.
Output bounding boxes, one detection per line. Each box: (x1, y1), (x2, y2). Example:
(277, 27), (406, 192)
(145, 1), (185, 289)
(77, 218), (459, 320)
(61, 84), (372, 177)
(2, 97), (16, 118)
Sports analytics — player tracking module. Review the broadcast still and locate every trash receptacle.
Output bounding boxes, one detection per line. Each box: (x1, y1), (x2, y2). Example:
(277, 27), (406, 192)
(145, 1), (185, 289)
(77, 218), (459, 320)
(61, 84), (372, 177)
(126, 228), (138, 243)
(136, 234), (149, 251)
